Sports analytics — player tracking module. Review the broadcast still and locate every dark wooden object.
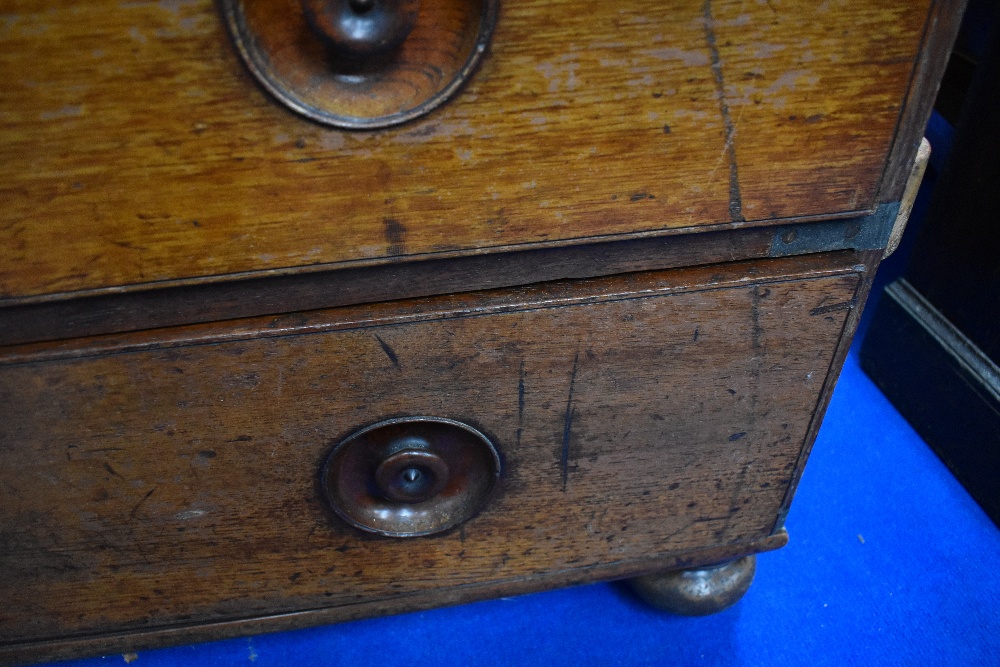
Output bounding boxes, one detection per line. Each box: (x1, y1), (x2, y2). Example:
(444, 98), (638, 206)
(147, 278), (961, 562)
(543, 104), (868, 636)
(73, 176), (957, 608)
(0, 0), (964, 663)
(861, 9), (1000, 526)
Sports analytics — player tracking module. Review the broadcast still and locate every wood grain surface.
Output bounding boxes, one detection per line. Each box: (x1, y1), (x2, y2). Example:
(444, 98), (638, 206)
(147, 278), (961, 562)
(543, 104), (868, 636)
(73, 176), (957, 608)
(0, 0), (934, 301)
(0, 253), (861, 647)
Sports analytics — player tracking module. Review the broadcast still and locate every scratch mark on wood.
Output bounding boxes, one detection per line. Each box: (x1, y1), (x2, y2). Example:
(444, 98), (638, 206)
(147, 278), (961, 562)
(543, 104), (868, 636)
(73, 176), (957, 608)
(750, 286), (765, 356)
(746, 285), (766, 430)
(516, 359), (525, 449)
(810, 299), (856, 316)
(561, 351), (580, 492)
(703, 0), (746, 223)
(130, 487), (157, 520)
(102, 462), (124, 479)
(720, 461), (753, 539)
(373, 333), (401, 370)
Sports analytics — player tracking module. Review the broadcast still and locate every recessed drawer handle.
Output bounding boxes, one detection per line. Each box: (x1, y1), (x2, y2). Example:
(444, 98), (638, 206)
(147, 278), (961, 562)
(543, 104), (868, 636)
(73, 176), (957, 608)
(374, 438), (450, 503)
(221, 0), (499, 129)
(300, 0), (422, 62)
(322, 417), (501, 537)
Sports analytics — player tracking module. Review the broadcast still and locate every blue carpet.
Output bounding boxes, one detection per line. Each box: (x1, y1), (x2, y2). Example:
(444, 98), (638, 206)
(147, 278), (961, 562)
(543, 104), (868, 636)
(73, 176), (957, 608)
(38, 342), (1000, 667)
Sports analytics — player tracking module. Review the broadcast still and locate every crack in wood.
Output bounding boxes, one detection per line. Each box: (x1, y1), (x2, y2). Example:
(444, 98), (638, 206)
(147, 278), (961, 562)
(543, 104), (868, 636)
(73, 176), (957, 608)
(703, 0), (746, 223)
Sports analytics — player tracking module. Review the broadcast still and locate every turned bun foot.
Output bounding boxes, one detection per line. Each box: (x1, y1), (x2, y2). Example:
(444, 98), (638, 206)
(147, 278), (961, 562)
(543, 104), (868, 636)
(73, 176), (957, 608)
(626, 555), (757, 616)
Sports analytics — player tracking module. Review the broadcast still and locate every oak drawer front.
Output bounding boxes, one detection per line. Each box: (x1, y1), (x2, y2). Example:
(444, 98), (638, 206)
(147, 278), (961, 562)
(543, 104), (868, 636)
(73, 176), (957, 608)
(0, 257), (859, 646)
(1, 0), (934, 300)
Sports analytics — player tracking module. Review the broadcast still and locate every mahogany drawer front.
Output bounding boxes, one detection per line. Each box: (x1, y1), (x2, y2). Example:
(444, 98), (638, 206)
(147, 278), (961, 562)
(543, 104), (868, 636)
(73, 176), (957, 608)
(0, 254), (860, 649)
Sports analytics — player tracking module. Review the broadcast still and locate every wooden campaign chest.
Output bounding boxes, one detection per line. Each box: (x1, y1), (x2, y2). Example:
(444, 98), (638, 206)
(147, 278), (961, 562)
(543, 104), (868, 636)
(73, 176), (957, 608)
(0, 0), (961, 663)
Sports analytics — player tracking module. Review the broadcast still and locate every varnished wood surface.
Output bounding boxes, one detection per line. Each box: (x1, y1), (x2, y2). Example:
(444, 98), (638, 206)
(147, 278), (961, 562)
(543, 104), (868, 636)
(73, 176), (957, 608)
(0, 531), (789, 667)
(0, 254), (860, 649)
(0, 0), (938, 302)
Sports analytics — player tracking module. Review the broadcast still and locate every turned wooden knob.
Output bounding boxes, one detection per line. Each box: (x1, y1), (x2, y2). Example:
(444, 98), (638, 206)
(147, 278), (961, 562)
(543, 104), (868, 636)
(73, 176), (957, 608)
(301, 0), (422, 61)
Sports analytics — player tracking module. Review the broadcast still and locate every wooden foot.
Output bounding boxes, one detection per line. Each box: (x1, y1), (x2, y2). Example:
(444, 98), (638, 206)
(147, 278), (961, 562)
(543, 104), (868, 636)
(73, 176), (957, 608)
(626, 555), (756, 616)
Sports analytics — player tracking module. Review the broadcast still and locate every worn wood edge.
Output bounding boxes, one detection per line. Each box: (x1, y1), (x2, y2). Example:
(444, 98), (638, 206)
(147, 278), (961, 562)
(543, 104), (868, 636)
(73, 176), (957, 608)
(0, 209), (893, 348)
(0, 225), (774, 347)
(878, 0), (967, 204)
(0, 252), (862, 367)
(0, 209), (872, 309)
(0, 532), (788, 667)
(771, 249), (881, 530)
(885, 138), (932, 257)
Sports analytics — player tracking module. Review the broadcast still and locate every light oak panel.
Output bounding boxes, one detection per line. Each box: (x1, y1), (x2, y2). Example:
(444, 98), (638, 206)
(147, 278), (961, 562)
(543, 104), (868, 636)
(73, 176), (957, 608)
(0, 0), (927, 299)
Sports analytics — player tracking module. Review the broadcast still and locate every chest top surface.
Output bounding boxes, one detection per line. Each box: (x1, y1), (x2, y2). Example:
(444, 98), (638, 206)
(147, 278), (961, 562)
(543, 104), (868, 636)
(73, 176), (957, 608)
(1, 0), (944, 303)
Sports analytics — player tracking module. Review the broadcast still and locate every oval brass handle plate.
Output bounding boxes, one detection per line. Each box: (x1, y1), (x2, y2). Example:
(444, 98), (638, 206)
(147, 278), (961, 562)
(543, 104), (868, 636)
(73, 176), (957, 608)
(321, 417), (501, 537)
(220, 0), (499, 129)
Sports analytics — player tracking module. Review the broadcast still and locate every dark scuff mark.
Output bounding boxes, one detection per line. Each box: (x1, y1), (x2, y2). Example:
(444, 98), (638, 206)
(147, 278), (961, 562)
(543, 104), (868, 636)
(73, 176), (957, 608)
(630, 193), (655, 202)
(810, 299), (857, 316)
(130, 487), (157, 520)
(748, 285), (765, 418)
(516, 360), (526, 449)
(103, 462), (124, 479)
(663, 124), (671, 134)
(719, 461), (753, 540)
(383, 218), (406, 256)
(750, 286), (765, 357)
(715, 286), (768, 537)
(703, 0), (746, 223)
(561, 351), (580, 492)
(374, 333), (401, 370)
(694, 326), (700, 342)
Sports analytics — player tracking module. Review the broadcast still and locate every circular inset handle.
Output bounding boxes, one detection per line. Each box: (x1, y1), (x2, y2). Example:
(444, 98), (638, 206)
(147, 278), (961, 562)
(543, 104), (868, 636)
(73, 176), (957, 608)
(322, 417), (501, 537)
(300, 0), (422, 61)
(222, 0), (500, 129)
(374, 440), (449, 503)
